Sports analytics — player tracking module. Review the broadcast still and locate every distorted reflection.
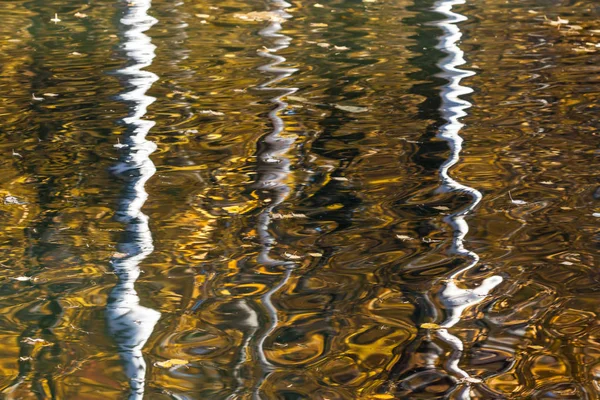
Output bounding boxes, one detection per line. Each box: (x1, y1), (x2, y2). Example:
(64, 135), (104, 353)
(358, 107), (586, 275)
(251, 0), (297, 396)
(433, 0), (502, 394)
(106, 1), (160, 398)
(386, 0), (502, 397)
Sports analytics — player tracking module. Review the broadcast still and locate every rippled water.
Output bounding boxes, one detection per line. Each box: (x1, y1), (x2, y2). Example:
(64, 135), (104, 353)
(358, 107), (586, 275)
(0, 0), (599, 398)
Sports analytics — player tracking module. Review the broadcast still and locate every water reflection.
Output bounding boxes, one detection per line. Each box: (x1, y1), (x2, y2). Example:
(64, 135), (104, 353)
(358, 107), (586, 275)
(106, 1), (160, 398)
(386, 0), (501, 397)
(252, 0), (297, 396)
(433, 0), (502, 394)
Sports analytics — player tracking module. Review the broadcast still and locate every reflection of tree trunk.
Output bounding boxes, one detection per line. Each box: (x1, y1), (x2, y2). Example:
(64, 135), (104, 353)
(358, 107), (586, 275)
(382, 0), (502, 397)
(106, 1), (161, 398)
(248, 1), (297, 397)
(1, 1), (69, 396)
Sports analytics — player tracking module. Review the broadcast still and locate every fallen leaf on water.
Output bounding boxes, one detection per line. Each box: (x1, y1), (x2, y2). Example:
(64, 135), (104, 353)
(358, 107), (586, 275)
(286, 95), (311, 103)
(112, 252), (129, 259)
(284, 252), (302, 260)
(334, 104), (369, 113)
(432, 205), (450, 211)
(199, 110), (225, 116)
(113, 138), (128, 149)
(420, 323), (440, 329)
(154, 359), (189, 368)
(544, 16), (569, 27)
(508, 191), (527, 205)
(12, 276), (32, 282)
(234, 11), (285, 23)
(396, 235), (414, 241)
(310, 23), (328, 27)
(314, 3), (324, 7)
(43, 93), (58, 97)
(74, 12), (87, 18)
(21, 337), (49, 345)
(308, 252), (323, 257)
(272, 213), (307, 219)
(332, 177), (348, 181)
(317, 42), (330, 48)
(195, 14), (210, 19)
(333, 45), (350, 51)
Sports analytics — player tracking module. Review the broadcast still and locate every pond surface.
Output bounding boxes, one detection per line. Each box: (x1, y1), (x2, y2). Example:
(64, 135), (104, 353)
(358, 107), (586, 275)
(0, 0), (599, 398)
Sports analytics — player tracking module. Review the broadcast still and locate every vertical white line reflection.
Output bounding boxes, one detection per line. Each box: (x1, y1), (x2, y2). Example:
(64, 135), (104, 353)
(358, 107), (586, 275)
(106, 1), (160, 399)
(249, 2), (297, 398)
(432, 0), (502, 395)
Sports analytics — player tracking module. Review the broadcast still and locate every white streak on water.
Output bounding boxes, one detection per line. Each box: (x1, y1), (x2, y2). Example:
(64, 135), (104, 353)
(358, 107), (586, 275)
(432, 0), (502, 393)
(251, 2), (297, 398)
(106, 1), (160, 399)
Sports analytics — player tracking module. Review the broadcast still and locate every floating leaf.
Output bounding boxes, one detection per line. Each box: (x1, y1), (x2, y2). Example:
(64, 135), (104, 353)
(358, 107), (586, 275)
(199, 110), (225, 116)
(154, 359), (189, 368)
(21, 337), (49, 345)
(508, 191), (527, 205)
(286, 95), (310, 103)
(334, 104), (369, 113)
(420, 323), (440, 329)
(283, 252), (302, 260)
(545, 16), (569, 27)
(12, 276), (32, 281)
(396, 235), (414, 241)
(74, 12), (87, 18)
(234, 11), (285, 23)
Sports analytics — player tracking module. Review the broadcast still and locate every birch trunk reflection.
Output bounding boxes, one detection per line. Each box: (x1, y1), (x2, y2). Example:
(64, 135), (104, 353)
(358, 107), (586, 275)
(106, 1), (160, 399)
(432, 0), (501, 396)
(251, 1), (297, 397)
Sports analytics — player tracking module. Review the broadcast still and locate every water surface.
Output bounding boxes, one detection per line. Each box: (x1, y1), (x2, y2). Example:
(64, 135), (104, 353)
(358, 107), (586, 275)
(0, 0), (598, 398)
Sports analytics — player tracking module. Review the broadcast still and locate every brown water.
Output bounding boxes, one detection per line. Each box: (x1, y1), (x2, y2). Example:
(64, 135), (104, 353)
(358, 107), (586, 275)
(0, 0), (598, 398)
